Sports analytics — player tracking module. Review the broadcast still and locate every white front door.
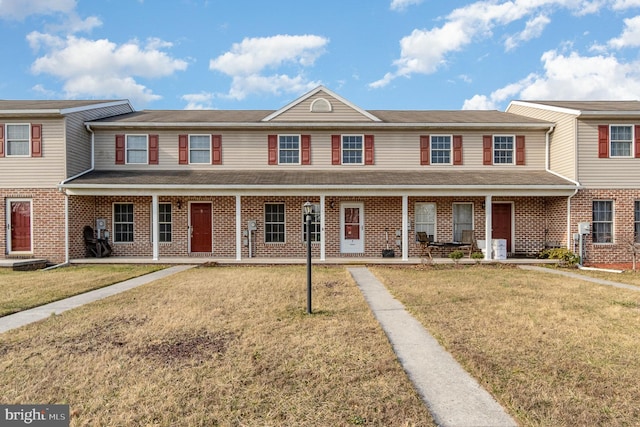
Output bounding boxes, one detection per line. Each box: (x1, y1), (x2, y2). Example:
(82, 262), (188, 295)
(341, 202), (364, 253)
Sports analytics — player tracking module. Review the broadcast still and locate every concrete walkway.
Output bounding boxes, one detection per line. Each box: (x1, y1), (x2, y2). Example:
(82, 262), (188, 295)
(520, 265), (640, 291)
(349, 267), (517, 427)
(0, 265), (195, 334)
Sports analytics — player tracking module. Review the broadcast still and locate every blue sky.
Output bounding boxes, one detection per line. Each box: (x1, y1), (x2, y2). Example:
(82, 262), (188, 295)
(2, 0), (640, 111)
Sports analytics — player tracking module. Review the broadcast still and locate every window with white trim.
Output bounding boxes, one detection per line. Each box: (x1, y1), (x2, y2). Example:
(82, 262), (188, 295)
(635, 201), (640, 243)
(126, 135), (148, 164)
(452, 203), (473, 242)
(415, 202), (436, 242)
(113, 203), (134, 242)
(150, 203), (172, 243)
(342, 135), (363, 164)
(493, 135), (514, 164)
(610, 125), (633, 157)
(279, 135), (300, 164)
(189, 135), (211, 164)
(592, 200), (613, 243)
(431, 136), (451, 164)
(6, 124), (30, 156)
(265, 203), (285, 243)
(302, 203), (320, 242)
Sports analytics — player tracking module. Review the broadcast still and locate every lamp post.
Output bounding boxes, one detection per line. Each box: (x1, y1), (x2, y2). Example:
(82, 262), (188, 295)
(303, 201), (313, 314)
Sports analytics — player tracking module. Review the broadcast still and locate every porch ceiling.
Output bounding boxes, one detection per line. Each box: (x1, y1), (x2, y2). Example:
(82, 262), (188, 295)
(62, 169), (578, 197)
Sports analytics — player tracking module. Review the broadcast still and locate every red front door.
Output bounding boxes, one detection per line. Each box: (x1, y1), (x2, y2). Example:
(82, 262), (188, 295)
(190, 203), (212, 253)
(10, 201), (32, 252)
(492, 203), (512, 252)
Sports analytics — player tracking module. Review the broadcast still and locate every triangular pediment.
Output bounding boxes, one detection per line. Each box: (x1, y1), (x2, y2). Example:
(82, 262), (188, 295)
(262, 86), (381, 122)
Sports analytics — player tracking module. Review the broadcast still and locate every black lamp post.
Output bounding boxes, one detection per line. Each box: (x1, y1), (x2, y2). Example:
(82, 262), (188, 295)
(303, 201), (313, 314)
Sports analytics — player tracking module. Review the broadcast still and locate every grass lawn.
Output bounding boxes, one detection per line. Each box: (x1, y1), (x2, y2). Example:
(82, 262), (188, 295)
(0, 266), (432, 426)
(0, 265), (165, 317)
(371, 264), (640, 427)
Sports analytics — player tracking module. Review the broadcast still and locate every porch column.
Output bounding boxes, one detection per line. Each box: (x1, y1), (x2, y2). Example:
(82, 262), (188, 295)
(320, 195), (326, 261)
(151, 194), (159, 261)
(484, 195), (492, 261)
(236, 195), (242, 261)
(402, 195), (409, 261)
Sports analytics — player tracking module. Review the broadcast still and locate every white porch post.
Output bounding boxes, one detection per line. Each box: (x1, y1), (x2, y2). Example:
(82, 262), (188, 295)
(402, 195), (409, 261)
(236, 195), (242, 261)
(151, 194), (159, 261)
(484, 195), (492, 261)
(320, 195), (326, 261)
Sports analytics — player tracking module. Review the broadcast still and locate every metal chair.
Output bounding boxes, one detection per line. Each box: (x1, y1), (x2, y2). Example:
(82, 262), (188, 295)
(458, 230), (476, 258)
(416, 232), (434, 260)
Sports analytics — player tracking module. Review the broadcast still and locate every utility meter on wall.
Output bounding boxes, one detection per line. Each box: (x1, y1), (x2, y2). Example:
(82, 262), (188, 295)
(578, 222), (591, 234)
(248, 220), (257, 231)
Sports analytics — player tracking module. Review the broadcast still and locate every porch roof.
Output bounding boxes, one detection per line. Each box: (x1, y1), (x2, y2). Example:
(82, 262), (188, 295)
(62, 169), (578, 196)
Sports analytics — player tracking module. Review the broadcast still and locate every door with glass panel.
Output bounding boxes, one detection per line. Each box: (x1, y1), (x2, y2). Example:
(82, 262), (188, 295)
(340, 203), (364, 253)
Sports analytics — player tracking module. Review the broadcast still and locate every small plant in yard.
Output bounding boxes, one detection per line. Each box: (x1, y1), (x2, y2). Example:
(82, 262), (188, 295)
(449, 250), (464, 263)
(471, 252), (484, 263)
(538, 247), (580, 267)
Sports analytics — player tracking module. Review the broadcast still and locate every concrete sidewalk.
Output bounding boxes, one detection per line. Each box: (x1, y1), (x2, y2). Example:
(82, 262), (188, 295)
(349, 267), (517, 427)
(0, 265), (195, 334)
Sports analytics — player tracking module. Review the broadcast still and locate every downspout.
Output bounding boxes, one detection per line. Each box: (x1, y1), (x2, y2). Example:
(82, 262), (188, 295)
(51, 124), (96, 269)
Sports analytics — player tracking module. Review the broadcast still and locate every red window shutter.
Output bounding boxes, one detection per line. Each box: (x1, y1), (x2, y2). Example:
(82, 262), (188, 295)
(212, 135), (222, 165)
(331, 135), (341, 165)
(598, 125), (609, 158)
(420, 135), (430, 165)
(301, 134), (311, 165)
(453, 135), (463, 165)
(178, 134), (188, 165)
(483, 135), (493, 165)
(31, 124), (42, 157)
(635, 126), (640, 158)
(115, 134), (125, 165)
(268, 135), (278, 165)
(364, 135), (374, 165)
(0, 123), (4, 157)
(515, 135), (525, 165)
(148, 134), (159, 165)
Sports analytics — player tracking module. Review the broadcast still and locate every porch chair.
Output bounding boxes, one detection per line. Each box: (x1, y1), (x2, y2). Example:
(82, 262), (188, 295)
(459, 229), (476, 258)
(416, 231), (434, 260)
(83, 225), (112, 258)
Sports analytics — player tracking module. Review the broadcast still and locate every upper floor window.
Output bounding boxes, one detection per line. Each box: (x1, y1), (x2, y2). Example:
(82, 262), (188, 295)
(279, 135), (300, 164)
(431, 136), (451, 164)
(493, 135), (514, 164)
(189, 135), (211, 164)
(592, 200), (613, 244)
(265, 203), (285, 243)
(113, 203), (134, 243)
(415, 202), (436, 242)
(6, 124), (30, 156)
(126, 135), (148, 164)
(635, 201), (640, 243)
(610, 125), (633, 157)
(342, 135), (363, 164)
(302, 203), (321, 242)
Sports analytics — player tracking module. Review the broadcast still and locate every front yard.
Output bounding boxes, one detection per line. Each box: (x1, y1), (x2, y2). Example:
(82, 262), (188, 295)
(371, 264), (640, 426)
(0, 266), (432, 426)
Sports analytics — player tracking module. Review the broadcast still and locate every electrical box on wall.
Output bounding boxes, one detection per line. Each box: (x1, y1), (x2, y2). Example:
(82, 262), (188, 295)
(96, 218), (106, 230)
(248, 220), (257, 231)
(578, 222), (591, 234)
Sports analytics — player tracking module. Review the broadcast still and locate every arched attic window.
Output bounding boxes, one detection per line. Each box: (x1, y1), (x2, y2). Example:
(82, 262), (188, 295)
(310, 98), (332, 113)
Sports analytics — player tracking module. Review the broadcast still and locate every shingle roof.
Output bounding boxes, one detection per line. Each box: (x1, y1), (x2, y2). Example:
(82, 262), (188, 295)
(517, 100), (640, 112)
(65, 169), (575, 188)
(0, 100), (126, 111)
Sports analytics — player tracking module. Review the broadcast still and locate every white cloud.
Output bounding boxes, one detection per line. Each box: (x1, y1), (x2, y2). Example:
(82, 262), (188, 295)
(209, 34), (328, 100)
(390, 0), (424, 11)
(505, 14), (551, 51)
(607, 15), (640, 48)
(370, 0), (607, 88)
(181, 92), (215, 110)
(0, 0), (76, 20)
(463, 49), (640, 109)
(28, 33), (188, 105)
(612, 0), (640, 10)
